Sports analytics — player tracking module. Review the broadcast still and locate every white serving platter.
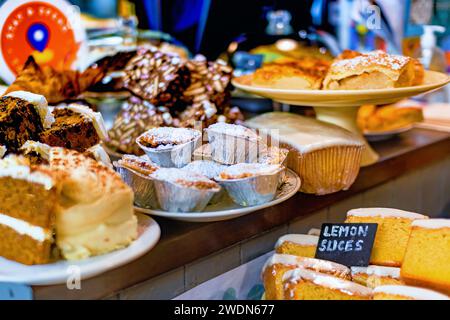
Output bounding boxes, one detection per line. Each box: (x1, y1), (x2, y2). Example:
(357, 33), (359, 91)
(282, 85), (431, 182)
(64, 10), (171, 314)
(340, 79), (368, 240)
(0, 213), (160, 285)
(135, 169), (301, 222)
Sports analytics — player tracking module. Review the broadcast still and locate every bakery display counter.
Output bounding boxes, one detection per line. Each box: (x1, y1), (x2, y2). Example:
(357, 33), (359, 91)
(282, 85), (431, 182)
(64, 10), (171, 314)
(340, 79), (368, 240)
(31, 127), (450, 299)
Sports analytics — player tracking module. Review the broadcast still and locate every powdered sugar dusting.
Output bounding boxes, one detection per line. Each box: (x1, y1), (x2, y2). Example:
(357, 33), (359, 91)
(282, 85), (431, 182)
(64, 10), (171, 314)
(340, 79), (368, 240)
(220, 163), (281, 179)
(207, 123), (259, 140)
(151, 167), (218, 188)
(333, 51), (410, 71)
(182, 160), (227, 179)
(138, 127), (201, 149)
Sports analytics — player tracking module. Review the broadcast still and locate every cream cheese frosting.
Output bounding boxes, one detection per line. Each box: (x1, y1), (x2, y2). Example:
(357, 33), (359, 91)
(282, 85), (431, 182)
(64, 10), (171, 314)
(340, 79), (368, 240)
(275, 234), (319, 248)
(0, 155), (54, 189)
(0, 212), (52, 242)
(85, 144), (112, 169)
(283, 268), (372, 297)
(373, 285), (449, 300)
(245, 112), (364, 154)
(5, 91), (55, 128)
(347, 208), (428, 220)
(412, 218), (450, 229)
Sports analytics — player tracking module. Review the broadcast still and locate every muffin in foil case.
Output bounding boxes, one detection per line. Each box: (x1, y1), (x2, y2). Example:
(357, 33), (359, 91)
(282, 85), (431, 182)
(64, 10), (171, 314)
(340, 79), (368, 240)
(114, 164), (159, 209)
(215, 167), (284, 207)
(206, 129), (264, 165)
(151, 177), (221, 212)
(136, 133), (201, 168)
(258, 147), (290, 186)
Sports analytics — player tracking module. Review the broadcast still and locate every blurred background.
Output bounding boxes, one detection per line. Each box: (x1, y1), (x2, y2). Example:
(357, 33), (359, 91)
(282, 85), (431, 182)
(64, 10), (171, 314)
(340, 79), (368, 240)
(16, 0), (448, 68)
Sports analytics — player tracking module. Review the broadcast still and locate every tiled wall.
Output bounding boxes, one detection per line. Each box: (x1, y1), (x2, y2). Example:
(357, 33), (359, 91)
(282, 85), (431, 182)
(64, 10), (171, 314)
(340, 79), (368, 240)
(108, 155), (450, 300)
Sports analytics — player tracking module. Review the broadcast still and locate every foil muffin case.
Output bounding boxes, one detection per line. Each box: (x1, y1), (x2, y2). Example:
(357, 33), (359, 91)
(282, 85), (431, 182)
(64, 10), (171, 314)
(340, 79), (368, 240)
(215, 166), (284, 207)
(114, 163), (159, 209)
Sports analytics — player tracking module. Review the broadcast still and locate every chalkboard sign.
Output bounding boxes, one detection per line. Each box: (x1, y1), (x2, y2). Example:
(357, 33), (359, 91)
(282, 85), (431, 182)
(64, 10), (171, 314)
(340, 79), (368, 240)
(315, 223), (378, 267)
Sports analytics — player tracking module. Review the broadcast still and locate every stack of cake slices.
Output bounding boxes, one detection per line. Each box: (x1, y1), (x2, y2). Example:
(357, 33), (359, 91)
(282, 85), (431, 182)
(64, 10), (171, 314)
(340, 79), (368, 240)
(0, 91), (109, 156)
(0, 141), (137, 265)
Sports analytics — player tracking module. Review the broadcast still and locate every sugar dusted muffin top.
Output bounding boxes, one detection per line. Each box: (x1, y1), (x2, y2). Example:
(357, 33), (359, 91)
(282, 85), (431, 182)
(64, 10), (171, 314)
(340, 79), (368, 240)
(151, 167), (219, 190)
(138, 127), (200, 150)
(207, 123), (259, 140)
(219, 163), (281, 180)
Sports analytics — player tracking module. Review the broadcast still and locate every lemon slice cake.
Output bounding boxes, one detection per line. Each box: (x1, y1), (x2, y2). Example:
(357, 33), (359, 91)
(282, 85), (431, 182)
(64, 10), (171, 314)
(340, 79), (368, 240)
(351, 265), (404, 288)
(283, 268), (372, 300)
(401, 219), (450, 294)
(373, 285), (449, 300)
(345, 208), (428, 267)
(262, 254), (351, 300)
(275, 234), (319, 257)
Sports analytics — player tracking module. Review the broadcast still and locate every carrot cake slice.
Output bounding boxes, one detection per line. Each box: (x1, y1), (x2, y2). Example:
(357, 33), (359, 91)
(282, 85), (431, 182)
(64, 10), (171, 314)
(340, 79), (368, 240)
(0, 91), (54, 152)
(39, 104), (108, 152)
(0, 155), (60, 265)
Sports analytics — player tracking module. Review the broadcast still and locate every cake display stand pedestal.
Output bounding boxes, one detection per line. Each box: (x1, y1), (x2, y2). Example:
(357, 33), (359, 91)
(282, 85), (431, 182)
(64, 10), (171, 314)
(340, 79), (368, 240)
(233, 70), (450, 166)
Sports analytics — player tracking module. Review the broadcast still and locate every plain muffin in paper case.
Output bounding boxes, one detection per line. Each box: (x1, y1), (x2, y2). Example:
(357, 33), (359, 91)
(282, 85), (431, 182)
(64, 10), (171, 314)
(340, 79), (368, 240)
(245, 112), (364, 195)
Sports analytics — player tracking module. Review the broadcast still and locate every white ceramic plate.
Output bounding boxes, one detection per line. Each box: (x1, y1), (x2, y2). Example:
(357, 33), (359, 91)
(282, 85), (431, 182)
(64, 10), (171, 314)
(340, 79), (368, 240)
(232, 71), (450, 107)
(0, 214), (160, 285)
(364, 125), (414, 142)
(135, 169), (301, 222)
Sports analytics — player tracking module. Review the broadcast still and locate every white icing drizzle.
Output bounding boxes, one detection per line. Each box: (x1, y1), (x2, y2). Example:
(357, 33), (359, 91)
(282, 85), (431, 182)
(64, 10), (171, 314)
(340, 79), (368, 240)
(373, 285), (449, 300)
(275, 234), (319, 248)
(0, 212), (52, 242)
(65, 104), (108, 140)
(262, 254), (350, 279)
(5, 91), (54, 128)
(351, 265), (400, 279)
(412, 219), (450, 229)
(0, 156), (54, 189)
(245, 112), (364, 154)
(283, 268), (372, 297)
(347, 208), (428, 220)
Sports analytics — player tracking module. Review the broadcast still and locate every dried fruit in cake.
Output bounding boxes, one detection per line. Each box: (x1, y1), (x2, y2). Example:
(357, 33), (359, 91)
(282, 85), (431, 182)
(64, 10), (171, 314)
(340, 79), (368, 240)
(282, 267), (372, 300)
(262, 254), (351, 299)
(0, 91), (54, 152)
(401, 219), (450, 294)
(39, 104), (108, 152)
(275, 234), (319, 258)
(323, 51), (417, 90)
(0, 155), (60, 265)
(345, 208), (428, 267)
(123, 47), (191, 108)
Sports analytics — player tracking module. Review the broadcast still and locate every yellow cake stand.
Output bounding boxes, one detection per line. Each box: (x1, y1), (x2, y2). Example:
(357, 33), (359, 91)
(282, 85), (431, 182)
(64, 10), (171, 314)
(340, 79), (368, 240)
(232, 71), (450, 166)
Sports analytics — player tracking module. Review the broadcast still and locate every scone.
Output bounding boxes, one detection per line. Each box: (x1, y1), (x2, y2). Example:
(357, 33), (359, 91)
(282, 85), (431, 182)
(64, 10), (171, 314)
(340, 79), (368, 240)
(323, 51), (417, 90)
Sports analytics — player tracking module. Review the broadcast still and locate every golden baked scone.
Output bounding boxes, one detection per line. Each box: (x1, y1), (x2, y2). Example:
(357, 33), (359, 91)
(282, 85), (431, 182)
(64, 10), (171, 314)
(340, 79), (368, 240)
(323, 51), (417, 90)
(357, 104), (424, 132)
(252, 58), (330, 90)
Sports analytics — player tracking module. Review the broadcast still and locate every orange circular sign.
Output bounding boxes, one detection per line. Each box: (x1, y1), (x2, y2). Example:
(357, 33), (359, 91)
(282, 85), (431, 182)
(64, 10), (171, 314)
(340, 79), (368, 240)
(0, 0), (86, 83)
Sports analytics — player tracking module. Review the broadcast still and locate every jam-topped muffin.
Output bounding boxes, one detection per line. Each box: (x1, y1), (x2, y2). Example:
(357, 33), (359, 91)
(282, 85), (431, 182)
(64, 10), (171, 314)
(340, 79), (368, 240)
(117, 154), (159, 176)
